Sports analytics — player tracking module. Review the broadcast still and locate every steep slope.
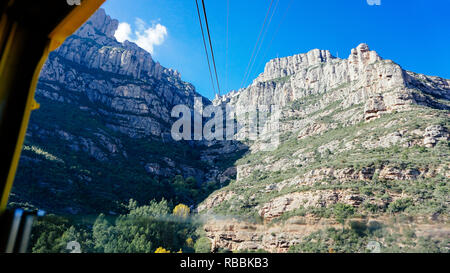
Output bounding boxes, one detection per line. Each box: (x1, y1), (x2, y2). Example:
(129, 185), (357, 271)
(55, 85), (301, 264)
(7, 8), (449, 253)
(199, 44), (450, 252)
(9, 9), (240, 214)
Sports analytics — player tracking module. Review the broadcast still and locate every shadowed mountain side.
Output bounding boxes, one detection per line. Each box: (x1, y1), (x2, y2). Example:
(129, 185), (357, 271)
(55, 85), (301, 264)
(10, 9), (247, 214)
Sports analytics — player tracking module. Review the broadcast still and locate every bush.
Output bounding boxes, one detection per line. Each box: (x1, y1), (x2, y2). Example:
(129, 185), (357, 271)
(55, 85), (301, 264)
(154, 247), (171, 253)
(288, 227), (367, 253)
(363, 202), (380, 214)
(194, 237), (212, 253)
(173, 204), (190, 218)
(387, 198), (413, 214)
(333, 203), (355, 225)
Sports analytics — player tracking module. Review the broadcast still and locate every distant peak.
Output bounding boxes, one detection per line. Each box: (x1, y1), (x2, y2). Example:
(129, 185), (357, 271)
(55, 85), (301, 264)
(82, 8), (119, 38)
(356, 43), (370, 52)
(349, 43), (382, 64)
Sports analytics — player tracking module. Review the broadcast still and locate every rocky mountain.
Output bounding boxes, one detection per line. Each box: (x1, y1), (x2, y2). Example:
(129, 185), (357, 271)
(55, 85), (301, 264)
(9, 9), (241, 214)
(41, 8), (197, 138)
(200, 44), (449, 252)
(8, 8), (449, 253)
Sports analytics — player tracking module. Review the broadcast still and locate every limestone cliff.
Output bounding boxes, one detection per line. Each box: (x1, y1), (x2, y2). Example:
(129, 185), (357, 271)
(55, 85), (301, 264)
(8, 9), (449, 253)
(10, 9), (238, 214)
(202, 44), (449, 253)
(40, 8), (199, 138)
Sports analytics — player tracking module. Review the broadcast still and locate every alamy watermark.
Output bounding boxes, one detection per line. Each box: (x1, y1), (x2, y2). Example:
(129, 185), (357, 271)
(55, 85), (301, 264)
(66, 241), (82, 253)
(171, 97), (280, 151)
(367, 0), (381, 6)
(66, 0), (81, 6)
(366, 241), (381, 253)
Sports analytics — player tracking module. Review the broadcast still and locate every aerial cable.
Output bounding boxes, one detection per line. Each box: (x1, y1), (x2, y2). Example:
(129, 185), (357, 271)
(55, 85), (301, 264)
(240, 0), (274, 89)
(225, 0), (230, 93)
(256, 0), (293, 77)
(201, 0), (221, 96)
(243, 0), (280, 87)
(195, 0), (217, 96)
(240, 0), (275, 90)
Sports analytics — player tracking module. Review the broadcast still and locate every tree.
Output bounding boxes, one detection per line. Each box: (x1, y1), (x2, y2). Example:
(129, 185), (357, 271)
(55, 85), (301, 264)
(387, 198), (413, 214)
(92, 214), (111, 253)
(30, 215), (70, 253)
(186, 237), (194, 248)
(129, 199), (171, 217)
(194, 237), (211, 253)
(185, 177), (197, 188)
(59, 226), (81, 253)
(173, 204), (190, 218)
(91, 200), (194, 253)
(155, 247), (171, 253)
(334, 203), (355, 226)
(31, 200), (199, 253)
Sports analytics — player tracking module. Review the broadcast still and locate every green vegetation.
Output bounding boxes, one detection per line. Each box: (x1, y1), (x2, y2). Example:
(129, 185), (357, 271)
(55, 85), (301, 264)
(10, 94), (231, 213)
(290, 93), (325, 111)
(387, 198), (414, 214)
(333, 204), (355, 225)
(205, 103), (449, 231)
(12, 50), (450, 253)
(29, 199), (206, 253)
(272, 75), (292, 84)
(194, 237), (212, 253)
(288, 221), (449, 253)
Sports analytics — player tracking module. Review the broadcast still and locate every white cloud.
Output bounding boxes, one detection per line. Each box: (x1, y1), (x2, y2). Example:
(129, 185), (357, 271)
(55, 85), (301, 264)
(134, 23), (168, 54)
(114, 18), (168, 55)
(115, 22), (132, 43)
(135, 18), (147, 33)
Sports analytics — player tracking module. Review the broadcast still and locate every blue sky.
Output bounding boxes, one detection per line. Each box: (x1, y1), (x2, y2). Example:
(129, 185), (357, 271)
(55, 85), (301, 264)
(103, 0), (450, 100)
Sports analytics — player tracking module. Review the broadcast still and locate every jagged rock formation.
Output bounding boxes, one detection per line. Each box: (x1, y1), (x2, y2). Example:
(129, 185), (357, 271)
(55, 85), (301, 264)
(8, 8), (449, 252)
(203, 216), (450, 253)
(10, 9), (240, 214)
(40, 8), (197, 138)
(216, 43), (449, 121)
(202, 44), (449, 252)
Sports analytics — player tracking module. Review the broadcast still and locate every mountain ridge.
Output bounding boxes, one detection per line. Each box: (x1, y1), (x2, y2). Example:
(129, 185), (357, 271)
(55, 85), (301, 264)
(10, 9), (240, 214)
(8, 9), (450, 253)
(202, 44), (449, 252)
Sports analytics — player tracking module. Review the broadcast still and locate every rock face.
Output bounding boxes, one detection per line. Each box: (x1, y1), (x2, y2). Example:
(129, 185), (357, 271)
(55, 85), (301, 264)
(197, 191), (235, 212)
(203, 216), (450, 253)
(423, 125), (449, 148)
(203, 44), (450, 252)
(216, 43), (448, 119)
(40, 9), (199, 138)
(9, 8), (450, 252)
(11, 9), (240, 214)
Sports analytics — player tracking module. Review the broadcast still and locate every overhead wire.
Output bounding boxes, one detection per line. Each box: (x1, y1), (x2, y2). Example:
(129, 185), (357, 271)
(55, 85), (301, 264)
(243, 0), (280, 87)
(195, 0), (217, 96)
(225, 0), (230, 93)
(256, 0), (294, 73)
(239, 0), (275, 90)
(201, 0), (221, 96)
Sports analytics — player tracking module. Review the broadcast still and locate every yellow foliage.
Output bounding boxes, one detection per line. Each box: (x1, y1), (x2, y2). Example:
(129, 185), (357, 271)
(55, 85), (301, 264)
(155, 247), (171, 253)
(186, 237), (194, 248)
(173, 204), (190, 217)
